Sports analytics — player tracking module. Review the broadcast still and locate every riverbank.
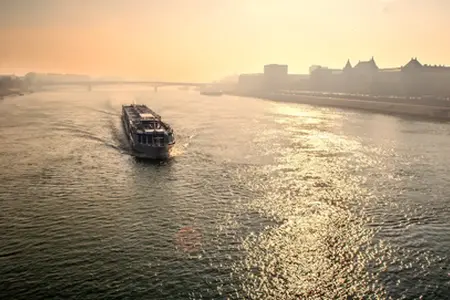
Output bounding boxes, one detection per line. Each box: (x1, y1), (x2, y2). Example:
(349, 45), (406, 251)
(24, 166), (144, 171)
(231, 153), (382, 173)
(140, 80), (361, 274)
(229, 91), (450, 121)
(0, 88), (26, 99)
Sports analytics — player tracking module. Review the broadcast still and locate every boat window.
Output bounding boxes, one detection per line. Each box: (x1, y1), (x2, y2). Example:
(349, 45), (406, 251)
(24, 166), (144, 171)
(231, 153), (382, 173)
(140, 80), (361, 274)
(143, 135), (147, 144)
(137, 135), (141, 144)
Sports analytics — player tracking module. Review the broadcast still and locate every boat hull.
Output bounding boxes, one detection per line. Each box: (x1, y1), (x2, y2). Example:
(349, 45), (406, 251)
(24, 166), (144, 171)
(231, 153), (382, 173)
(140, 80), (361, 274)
(131, 143), (174, 160)
(200, 91), (223, 96)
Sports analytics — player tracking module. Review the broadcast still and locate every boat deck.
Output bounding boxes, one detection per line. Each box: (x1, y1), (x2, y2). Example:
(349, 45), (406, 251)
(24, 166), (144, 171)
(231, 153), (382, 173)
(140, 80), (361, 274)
(123, 104), (161, 122)
(122, 104), (174, 134)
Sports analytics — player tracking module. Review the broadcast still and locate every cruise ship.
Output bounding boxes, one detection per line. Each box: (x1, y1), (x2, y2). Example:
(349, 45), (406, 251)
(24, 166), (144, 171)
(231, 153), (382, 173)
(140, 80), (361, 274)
(200, 85), (223, 96)
(200, 90), (223, 96)
(121, 104), (175, 159)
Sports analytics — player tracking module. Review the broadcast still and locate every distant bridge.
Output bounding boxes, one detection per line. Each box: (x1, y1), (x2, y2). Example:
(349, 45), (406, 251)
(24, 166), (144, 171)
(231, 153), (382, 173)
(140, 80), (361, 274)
(39, 80), (207, 87)
(35, 80), (208, 92)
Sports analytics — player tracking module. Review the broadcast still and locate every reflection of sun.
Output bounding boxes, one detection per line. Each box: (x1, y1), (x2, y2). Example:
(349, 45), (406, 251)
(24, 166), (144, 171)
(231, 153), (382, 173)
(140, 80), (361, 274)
(273, 103), (345, 129)
(273, 104), (327, 126)
(175, 226), (202, 253)
(275, 104), (319, 119)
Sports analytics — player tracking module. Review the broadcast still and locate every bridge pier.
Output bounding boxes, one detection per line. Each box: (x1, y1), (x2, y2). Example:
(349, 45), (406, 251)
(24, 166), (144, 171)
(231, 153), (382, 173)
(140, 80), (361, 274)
(154, 86), (158, 92)
(87, 83), (92, 91)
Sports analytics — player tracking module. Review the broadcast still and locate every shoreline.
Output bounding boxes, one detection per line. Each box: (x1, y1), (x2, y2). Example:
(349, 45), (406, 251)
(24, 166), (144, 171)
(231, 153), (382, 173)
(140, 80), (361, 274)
(228, 91), (450, 122)
(0, 89), (27, 99)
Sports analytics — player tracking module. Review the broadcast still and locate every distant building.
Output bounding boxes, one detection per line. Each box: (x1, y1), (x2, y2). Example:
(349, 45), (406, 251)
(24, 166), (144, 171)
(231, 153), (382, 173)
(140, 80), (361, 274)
(286, 74), (310, 90)
(309, 65), (322, 74)
(238, 57), (450, 96)
(310, 65), (344, 92)
(238, 73), (264, 91)
(263, 64), (288, 90)
(374, 66), (402, 95)
(0, 74), (22, 90)
(309, 57), (450, 96)
(238, 64), (308, 91)
(401, 58), (450, 96)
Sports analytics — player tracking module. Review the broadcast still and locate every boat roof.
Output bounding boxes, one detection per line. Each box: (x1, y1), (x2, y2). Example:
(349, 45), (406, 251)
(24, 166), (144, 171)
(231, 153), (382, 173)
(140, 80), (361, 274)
(140, 113), (158, 119)
(123, 104), (174, 134)
(123, 104), (162, 120)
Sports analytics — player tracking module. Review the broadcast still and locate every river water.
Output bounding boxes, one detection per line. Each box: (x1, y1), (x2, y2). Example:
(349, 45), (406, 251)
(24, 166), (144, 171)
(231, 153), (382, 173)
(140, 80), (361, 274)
(1, 86), (449, 299)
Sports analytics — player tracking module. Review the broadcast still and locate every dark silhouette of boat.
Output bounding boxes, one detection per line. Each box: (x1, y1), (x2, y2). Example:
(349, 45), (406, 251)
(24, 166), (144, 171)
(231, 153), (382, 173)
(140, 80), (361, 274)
(121, 104), (175, 159)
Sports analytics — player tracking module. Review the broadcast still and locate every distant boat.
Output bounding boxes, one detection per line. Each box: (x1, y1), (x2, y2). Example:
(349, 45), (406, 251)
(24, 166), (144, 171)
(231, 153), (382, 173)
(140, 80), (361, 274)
(121, 104), (175, 159)
(200, 86), (223, 96)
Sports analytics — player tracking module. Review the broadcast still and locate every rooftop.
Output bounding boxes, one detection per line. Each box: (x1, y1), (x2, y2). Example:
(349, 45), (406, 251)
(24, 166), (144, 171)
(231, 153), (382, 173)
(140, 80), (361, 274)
(354, 57), (379, 70)
(139, 113), (158, 119)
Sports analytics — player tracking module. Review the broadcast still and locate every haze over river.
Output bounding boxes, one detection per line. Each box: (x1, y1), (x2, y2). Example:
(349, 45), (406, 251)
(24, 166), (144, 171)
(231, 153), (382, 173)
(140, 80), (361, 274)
(1, 86), (449, 299)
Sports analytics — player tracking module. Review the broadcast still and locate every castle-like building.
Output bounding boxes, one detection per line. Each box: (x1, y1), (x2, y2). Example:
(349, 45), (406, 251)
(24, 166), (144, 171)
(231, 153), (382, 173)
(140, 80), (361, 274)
(310, 57), (450, 96)
(238, 58), (450, 97)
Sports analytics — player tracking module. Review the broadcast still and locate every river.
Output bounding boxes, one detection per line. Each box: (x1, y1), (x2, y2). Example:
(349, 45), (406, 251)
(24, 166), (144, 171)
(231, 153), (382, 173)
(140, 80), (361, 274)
(1, 86), (449, 299)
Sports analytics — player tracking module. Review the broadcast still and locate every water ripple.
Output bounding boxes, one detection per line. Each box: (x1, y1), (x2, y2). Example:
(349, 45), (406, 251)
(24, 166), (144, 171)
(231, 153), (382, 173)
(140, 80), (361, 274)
(1, 88), (449, 299)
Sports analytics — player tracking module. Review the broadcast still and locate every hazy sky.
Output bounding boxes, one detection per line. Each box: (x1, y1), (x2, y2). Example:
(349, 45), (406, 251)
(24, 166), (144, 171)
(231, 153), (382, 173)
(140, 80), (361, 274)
(1, 0), (450, 81)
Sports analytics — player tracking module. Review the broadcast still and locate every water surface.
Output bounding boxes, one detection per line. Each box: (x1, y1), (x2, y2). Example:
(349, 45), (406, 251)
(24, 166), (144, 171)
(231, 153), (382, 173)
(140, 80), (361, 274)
(1, 86), (449, 299)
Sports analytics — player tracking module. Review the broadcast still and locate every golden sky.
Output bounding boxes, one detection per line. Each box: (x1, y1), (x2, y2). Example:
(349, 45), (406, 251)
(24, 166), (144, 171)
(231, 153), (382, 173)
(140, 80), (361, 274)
(1, 0), (449, 81)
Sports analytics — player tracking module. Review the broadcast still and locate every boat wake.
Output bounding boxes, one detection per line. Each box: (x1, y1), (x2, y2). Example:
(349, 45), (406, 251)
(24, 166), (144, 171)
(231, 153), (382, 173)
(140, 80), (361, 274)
(183, 133), (197, 148)
(91, 108), (121, 117)
(106, 116), (132, 155)
(62, 104), (133, 156)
